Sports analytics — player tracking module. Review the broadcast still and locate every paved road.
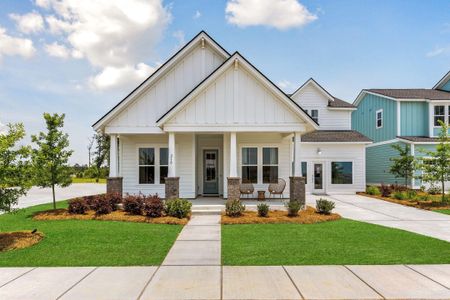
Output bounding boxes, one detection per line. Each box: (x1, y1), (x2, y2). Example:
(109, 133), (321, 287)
(15, 183), (106, 209)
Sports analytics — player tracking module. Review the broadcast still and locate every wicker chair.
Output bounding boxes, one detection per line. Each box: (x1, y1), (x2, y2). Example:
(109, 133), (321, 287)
(268, 178), (286, 199)
(239, 182), (255, 199)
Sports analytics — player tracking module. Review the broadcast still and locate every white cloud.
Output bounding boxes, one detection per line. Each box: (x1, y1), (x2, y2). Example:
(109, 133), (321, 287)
(36, 0), (172, 90)
(45, 41), (70, 58)
(226, 0), (317, 30)
(426, 46), (450, 57)
(0, 27), (36, 59)
(193, 10), (202, 19)
(277, 80), (296, 93)
(9, 12), (45, 34)
(89, 63), (156, 90)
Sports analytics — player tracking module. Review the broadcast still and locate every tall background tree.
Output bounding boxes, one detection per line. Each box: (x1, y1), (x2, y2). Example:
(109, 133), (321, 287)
(0, 123), (31, 212)
(418, 120), (450, 202)
(390, 143), (416, 187)
(90, 133), (110, 183)
(32, 113), (73, 209)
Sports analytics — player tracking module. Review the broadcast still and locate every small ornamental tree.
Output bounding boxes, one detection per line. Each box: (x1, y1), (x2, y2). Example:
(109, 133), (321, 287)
(389, 143), (416, 187)
(418, 120), (450, 202)
(90, 133), (110, 183)
(32, 113), (74, 209)
(0, 123), (31, 212)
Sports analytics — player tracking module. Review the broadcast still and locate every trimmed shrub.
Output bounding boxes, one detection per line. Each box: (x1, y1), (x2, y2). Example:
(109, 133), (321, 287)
(316, 198), (335, 215)
(285, 200), (302, 217)
(123, 194), (144, 215)
(390, 184), (407, 192)
(142, 195), (164, 218)
(68, 198), (89, 214)
(406, 189), (417, 200)
(393, 191), (408, 200)
(380, 184), (392, 197)
(257, 203), (269, 217)
(366, 186), (381, 195)
(106, 192), (122, 211)
(225, 199), (245, 217)
(92, 195), (112, 215)
(165, 198), (192, 219)
(427, 185), (440, 195)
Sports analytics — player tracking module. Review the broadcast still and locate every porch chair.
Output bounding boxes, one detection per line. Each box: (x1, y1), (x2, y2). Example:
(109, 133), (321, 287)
(268, 178), (286, 199)
(239, 182), (255, 199)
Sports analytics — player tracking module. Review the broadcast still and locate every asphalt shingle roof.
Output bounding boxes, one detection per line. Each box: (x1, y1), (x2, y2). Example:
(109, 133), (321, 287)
(329, 97), (356, 108)
(367, 89), (450, 100)
(301, 130), (372, 143)
(397, 136), (440, 143)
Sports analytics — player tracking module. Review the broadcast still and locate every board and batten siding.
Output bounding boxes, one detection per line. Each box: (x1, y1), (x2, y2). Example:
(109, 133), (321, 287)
(165, 65), (305, 126)
(352, 93), (397, 143)
(108, 45), (225, 130)
(300, 144), (366, 194)
(291, 84), (351, 130)
(441, 80), (450, 92)
(400, 101), (429, 136)
(120, 133), (195, 198)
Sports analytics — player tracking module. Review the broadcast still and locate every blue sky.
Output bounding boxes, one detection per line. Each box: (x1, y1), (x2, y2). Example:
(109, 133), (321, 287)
(0, 0), (449, 164)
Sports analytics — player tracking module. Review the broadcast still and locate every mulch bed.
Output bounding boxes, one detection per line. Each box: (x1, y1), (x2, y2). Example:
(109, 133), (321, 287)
(358, 192), (450, 211)
(0, 231), (44, 252)
(221, 206), (341, 225)
(33, 209), (189, 225)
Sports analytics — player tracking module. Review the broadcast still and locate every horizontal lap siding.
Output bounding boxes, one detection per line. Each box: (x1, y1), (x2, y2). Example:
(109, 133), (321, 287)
(365, 142), (404, 185)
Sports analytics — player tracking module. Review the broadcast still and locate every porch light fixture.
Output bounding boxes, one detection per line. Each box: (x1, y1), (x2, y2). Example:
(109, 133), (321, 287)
(317, 148), (322, 155)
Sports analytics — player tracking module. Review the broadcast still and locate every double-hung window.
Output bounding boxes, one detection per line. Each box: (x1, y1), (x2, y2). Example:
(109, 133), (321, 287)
(139, 148), (155, 184)
(331, 162), (353, 184)
(301, 161), (307, 183)
(242, 147), (257, 183)
(159, 148), (168, 184)
(434, 106), (445, 126)
(311, 109), (319, 123)
(263, 147), (278, 183)
(376, 109), (383, 128)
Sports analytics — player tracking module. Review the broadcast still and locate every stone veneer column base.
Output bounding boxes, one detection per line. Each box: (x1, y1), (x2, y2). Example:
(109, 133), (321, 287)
(165, 177), (180, 200)
(107, 177), (123, 195)
(290, 176), (306, 207)
(227, 177), (241, 201)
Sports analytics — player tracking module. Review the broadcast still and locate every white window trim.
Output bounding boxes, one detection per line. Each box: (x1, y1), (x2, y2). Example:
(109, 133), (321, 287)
(262, 147), (279, 184)
(241, 146), (258, 184)
(330, 161), (354, 185)
(136, 143), (168, 186)
(311, 109), (319, 123)
(432, 104), (449, 128)
(159, 147), (169, 184)
(239, 144), (279, 184)
(376, 109), (383, 129)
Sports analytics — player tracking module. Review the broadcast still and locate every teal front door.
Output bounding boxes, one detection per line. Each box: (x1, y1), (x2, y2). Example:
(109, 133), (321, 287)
(203, 150), (219, 194)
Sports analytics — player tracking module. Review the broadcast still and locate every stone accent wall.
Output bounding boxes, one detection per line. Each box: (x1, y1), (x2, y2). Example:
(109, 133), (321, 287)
(227, 177), (241, 201)
(165, 177), (180, 200)
(289, 176), (305, 207)
(107, 177), (123, 195)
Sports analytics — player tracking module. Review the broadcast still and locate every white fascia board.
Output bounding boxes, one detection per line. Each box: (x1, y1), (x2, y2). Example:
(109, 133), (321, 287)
(92, 32), (230, 131)
(291, 78), (335, 101)
(105, 126), (165, 134)
(433, 70), (450, 89)
(353, 90), (398, 106)
(299, 141), (372, 145)
(396, 138), (439, 145)
(162, 123), (306, 132)
(365, 138), (399, 148)
(327, 107), (357, 111)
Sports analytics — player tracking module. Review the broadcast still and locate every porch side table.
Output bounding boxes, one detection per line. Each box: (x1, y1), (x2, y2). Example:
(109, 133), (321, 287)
(257, 190), (266, 201)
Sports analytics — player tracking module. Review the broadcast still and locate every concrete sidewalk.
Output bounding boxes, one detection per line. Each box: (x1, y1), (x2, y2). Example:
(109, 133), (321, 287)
(0, 264), (449, 299)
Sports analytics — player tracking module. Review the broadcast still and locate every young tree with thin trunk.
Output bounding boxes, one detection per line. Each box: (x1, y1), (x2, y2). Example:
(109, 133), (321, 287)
(418, 120), (450, 202)
(87, 135), (94, 167)
(91, 133), (110, 183)
(390, 143), (416, 187)
(0, 123), (31, 212)
(32, 113), (73, 209)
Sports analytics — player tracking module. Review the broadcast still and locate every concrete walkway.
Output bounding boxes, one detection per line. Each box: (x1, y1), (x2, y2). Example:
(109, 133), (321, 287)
(15, 183), (106, 209)
(1, 264), (449, 299)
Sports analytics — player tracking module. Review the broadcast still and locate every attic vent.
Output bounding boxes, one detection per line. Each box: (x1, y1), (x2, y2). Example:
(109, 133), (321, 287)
(201, 37), (205, 49)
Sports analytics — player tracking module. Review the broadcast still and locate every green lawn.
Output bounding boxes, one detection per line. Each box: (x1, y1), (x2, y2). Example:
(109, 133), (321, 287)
(222, 219), (450, 265)
(434, 209), (450, 215)
(72, 177), (106, 183)
(0, 201), (182, 266)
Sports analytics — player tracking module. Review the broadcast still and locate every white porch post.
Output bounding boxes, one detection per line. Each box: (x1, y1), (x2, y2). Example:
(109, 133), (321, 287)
(229, 132), (237, 177)
(294, 132), (302, 176)
(109, 134), (118, 177)
(168, 132), (176, 177)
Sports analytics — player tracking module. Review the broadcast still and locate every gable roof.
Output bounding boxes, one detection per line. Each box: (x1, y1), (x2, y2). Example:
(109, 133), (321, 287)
(92, 31), (230, 131)
(433, 70), (450, 90)
(156, 52), (319, 129)
(366, 89), (450, 100)
(290, 78), (355, 109)
(301, 130), (372, 143)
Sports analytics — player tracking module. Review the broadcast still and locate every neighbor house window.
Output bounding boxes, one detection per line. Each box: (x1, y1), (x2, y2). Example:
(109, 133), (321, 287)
(263, 147), (278, 183)
(376, 109), (383, 128)
(434, 105), (445, 126)
(311, 109), (318, 123)
(331, 162), (353, 184)
(139, 148), (154, 184)
(301, 161), (307, 183)
(448, 106), (450, 125)
(242, 147), (257, 183)
(159, 148), (168, 184)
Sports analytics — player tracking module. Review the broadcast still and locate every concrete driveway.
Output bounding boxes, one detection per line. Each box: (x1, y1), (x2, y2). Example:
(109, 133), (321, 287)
(306, 194), (450, 242)
(15, 183), (106, 209)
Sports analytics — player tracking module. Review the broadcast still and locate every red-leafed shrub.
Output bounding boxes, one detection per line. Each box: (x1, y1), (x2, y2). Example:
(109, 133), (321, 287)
(92, 195), (112, 215)
(68, 198), (89, 214)
(84, 195), (97, 210)
(106, 192), (122, 211)
(380, 184), (392, 197)
(123, 194), (144, 215)
(142, 195), (164, 218)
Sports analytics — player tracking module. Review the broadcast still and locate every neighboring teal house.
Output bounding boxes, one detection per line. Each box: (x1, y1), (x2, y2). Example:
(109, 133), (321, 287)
(352, 71), (450, 188)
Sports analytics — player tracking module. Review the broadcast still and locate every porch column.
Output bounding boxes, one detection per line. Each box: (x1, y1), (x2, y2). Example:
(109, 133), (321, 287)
(227, 132), (240, 201)
(290, 132), (305, 207)
(166, 132), (179, 199)
(107, 134), (123, 195)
